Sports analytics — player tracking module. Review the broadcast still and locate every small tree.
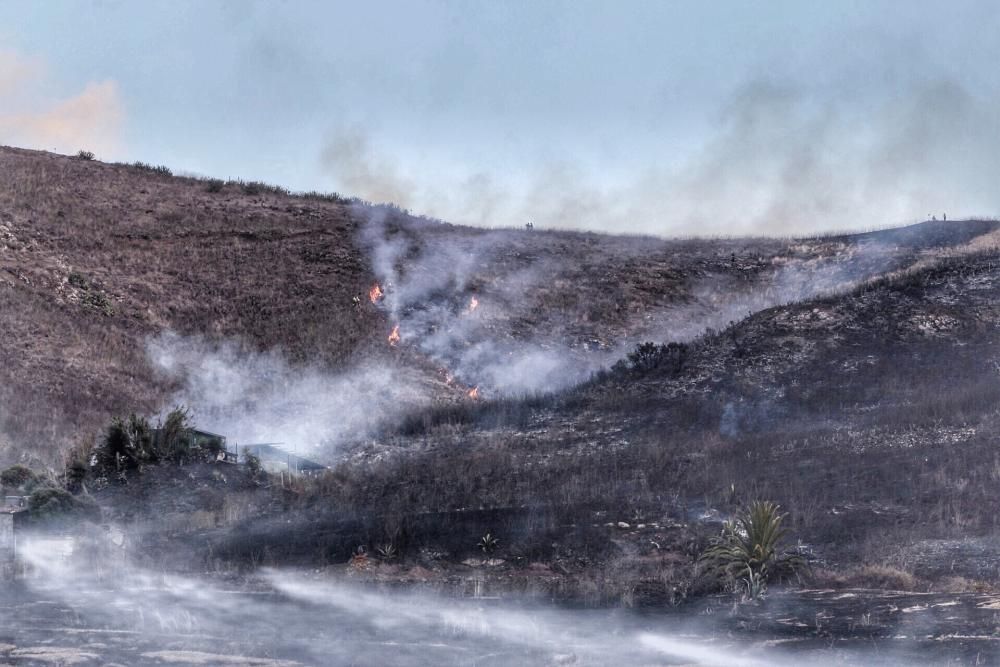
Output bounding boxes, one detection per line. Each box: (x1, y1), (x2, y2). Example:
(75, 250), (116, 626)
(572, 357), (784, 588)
(244, 452), (263, 479)
(156, 406), (193, 462)
(97, 414), (153, 472)
(26, 487), (100, 525)
(698, 500), (801, 599)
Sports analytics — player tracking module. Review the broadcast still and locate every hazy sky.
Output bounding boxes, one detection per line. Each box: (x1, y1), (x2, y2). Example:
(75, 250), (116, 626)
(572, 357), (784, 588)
(2, 1), (1000, 235)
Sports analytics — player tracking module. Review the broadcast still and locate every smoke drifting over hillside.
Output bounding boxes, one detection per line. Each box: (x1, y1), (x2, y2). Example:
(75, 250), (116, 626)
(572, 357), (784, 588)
(358, 206), (608, 396)
(147, 333), (428, 455)
(144, 216), (945, 456)
(323, 80), (1000, 236)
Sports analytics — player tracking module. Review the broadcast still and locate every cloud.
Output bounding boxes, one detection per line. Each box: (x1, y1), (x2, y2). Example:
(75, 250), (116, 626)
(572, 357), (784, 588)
(322, 79), (1000, 237)
(0, 49), (124, 157)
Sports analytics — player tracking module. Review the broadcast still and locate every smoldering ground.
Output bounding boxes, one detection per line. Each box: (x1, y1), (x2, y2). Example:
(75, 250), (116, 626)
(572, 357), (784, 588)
(144, 213), (994, 459)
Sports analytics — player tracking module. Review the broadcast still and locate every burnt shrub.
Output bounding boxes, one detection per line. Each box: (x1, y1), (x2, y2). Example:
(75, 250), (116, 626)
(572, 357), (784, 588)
(614, 341), (688, 374)
(76, 150), (95, 161)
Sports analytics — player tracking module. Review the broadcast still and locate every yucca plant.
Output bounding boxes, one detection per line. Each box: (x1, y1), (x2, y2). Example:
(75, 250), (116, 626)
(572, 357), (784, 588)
(699, 500), (799, 599)
(375, 543), (398, 560)
(478, 532), (499, 554)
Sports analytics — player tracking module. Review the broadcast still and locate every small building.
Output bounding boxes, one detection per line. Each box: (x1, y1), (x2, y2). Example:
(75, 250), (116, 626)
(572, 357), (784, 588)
(190, 429), (227, 453)
(239, 443), (327, 476)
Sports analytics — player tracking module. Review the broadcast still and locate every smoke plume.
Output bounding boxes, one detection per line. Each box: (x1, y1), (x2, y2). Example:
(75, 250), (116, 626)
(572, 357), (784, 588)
(322, 79), (1000, 237)
(146, 333), (431, 458)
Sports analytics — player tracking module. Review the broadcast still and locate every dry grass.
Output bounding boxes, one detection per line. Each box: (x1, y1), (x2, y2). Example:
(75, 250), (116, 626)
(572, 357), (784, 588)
(0, 146), (383, 463)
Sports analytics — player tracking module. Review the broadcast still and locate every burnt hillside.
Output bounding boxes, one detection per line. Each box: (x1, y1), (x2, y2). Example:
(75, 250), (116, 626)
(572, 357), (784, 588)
(346, 243), (1000, 575)
(2, 145), (997, 468)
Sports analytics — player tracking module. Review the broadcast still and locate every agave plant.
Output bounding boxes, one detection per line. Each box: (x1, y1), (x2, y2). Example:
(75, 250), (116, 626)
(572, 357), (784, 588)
(699, 500), (799, 599)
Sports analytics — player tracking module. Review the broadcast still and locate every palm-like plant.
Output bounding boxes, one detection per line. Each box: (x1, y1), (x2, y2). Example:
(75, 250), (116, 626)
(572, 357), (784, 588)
(479, 532), (499, 554)
(699, 500), (798, 599)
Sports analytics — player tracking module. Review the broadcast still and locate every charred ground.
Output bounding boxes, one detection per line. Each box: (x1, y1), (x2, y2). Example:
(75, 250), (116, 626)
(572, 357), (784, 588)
(4, 146), (1000, 606)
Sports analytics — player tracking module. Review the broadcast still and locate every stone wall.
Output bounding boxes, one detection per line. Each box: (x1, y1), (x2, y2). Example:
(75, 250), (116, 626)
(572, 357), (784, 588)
(0, 513), (14, 579)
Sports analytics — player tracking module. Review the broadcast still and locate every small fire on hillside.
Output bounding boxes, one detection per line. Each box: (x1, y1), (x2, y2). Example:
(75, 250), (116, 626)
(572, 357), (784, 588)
(467, 386), (479, 400)
(388, 324), (401, 346)
(467, 296), (479, 313)
(369, 284), (384, 304)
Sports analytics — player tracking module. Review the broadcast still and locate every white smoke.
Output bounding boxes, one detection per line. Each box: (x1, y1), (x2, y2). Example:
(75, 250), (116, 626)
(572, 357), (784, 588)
(146, 332), (430, 457)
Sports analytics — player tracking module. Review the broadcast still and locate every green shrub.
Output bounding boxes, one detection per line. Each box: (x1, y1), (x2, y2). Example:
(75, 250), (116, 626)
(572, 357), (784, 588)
(68, 272), (89, 289)
(63, 439), (96, 493)
(27, 487), (100, 524)
(97, 414), (153, 472)
(698, 500), (801, 599)
(93, 409), (225, 475)
(155, 406), (194, 462)
(81, 290), (114, 316)
(1, 464), (36, 489)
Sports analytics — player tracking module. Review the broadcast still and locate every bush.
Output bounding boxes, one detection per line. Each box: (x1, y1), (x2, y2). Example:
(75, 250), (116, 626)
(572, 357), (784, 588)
(234, 179), (289, 196)
(81, 290), (114, 316)
(68, 272), (89, 289)
(155, 406), (194, 462)
(244, 452), (263, 479)
(205, 178), (225, 193)
(613, 341), (687, 374)
(302, 190), (349, 204)
(97, 414), (153, 472)
(1, 464), (36, 489)
(92, 408), (225, 473)
(131, 161), (172, 176)
(698, 500), (801, 599)
(76, 150), (95, 161)
(26, 487), (100, 524)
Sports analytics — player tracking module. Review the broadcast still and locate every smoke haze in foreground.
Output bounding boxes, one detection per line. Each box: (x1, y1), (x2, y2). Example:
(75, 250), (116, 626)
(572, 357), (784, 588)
(9, 534), (857, 666)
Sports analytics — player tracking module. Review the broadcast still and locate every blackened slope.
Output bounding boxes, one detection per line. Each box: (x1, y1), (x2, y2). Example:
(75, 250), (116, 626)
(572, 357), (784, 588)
(343, 248), (1000, 571)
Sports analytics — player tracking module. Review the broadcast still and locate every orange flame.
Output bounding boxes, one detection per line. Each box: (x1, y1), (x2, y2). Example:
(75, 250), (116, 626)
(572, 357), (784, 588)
(468, 296), (479, 312)
(467, 386), (479, 400)
(388, 324), (400, 346)
(369, 284), (384, 304)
